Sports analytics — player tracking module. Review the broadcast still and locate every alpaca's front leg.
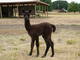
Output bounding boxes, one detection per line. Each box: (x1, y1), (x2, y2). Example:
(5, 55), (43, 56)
(29, 39), (35, 56)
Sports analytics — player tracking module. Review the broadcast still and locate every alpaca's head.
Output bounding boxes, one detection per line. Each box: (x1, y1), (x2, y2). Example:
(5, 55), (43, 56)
(23, 10), (32, 20)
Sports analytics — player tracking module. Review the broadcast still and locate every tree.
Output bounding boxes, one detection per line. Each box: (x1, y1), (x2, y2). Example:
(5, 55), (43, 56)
(52, 0), (68, 10)
(40, 0), (53, 11)
(68, 2), (79, 12)
(77, 3), (80, 12)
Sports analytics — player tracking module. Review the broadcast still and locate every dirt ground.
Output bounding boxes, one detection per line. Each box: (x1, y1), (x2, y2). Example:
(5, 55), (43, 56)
(0, 14), (80, 60)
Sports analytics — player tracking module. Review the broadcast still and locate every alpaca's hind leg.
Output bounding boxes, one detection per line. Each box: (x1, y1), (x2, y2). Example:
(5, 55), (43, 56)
(42, 35), (50, 57)
(47, 34), (54, 57)
(29, 38), (35, 56)
(36, 37), (39, 57)
(42, 41), (50, 57)
(49, 39), (54, 57)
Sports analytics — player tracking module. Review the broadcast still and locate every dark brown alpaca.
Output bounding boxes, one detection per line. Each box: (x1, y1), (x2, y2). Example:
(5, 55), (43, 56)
(23, 10), (56, 57)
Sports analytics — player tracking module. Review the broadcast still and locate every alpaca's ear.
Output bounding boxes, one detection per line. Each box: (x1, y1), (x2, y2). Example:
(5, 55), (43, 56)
(29, 10), (32, 13)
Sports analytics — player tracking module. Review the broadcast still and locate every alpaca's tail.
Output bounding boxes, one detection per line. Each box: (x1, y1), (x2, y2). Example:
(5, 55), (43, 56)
(51, 24), (56, 32)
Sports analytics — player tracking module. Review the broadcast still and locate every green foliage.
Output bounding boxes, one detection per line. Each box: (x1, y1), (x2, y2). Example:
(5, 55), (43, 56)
(68, 2), (79, 12)
(52, 0), (68, 10)
(40, 0), (53, 11)
(40, 0), (80, 12)
(78, 4), (80, 12)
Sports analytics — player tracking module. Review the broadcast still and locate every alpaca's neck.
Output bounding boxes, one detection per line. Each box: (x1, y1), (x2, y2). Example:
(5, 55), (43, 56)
(24, 18), (31, 31)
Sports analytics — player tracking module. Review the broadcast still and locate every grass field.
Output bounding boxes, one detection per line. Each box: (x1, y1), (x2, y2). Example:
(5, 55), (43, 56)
(0, 13), (80, 60)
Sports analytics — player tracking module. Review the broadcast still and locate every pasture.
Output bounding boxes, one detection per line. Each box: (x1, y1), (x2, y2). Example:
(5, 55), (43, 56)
(0, 14), (80, 60)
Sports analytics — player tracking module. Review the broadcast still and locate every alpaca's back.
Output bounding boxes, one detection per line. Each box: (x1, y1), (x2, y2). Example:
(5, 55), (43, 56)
(28, 22), (55, 37)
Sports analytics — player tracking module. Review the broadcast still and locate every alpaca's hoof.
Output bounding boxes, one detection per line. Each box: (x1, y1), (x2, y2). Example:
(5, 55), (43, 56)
(29, 54), (32, 56)
(50, 55), (54, 57)
(35, 55), (39, 57)
(41, 55), (46, 58)
(50, 54), (54, 57)
(28, 53), (32, 56)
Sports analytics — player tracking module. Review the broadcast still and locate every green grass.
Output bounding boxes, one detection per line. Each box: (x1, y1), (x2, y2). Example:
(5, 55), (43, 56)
(20, 38), (26, 41)
(78, 52), (80, 56)
(66, 40), (77, 45)
(13, 48), (18, 50)
(0, 45), (6, 52)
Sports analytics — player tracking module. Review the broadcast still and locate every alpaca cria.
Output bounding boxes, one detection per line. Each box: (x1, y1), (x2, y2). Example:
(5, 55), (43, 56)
(23, 10), (56, 57)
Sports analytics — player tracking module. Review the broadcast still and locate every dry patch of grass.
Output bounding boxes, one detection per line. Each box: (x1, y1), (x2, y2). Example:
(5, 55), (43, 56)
(0, 27), (80, 60)
(0, 14), (80, 60)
